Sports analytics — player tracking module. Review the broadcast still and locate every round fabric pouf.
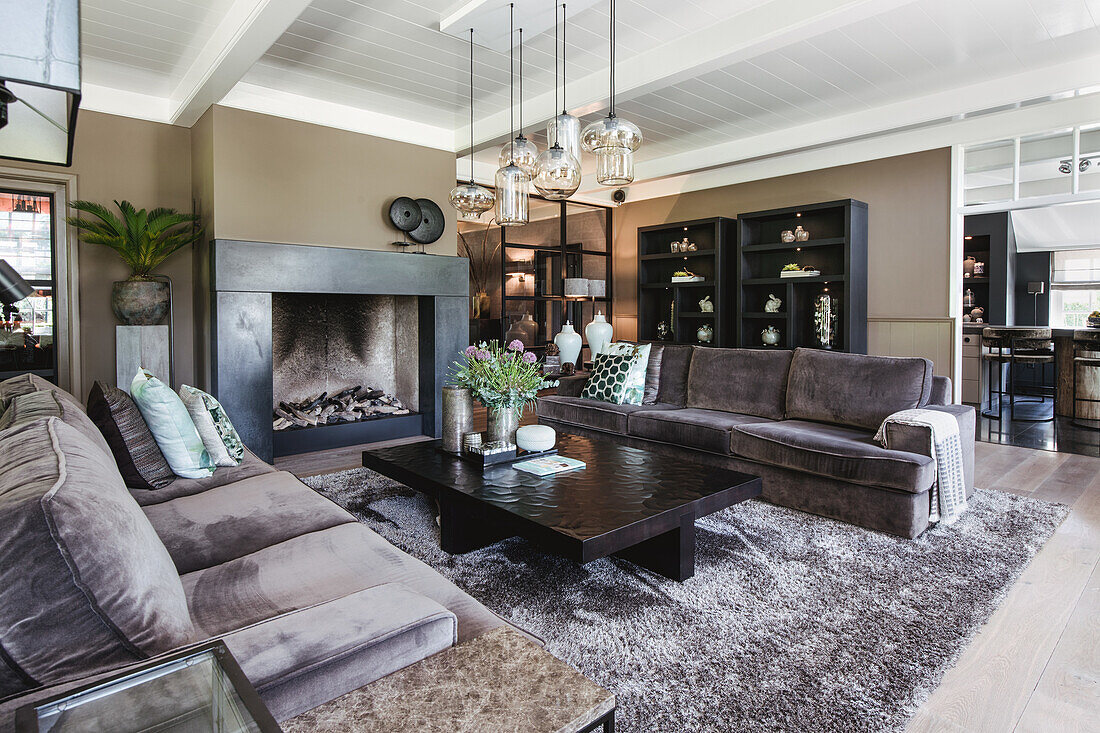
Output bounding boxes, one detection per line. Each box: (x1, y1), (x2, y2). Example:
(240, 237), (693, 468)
(516, 425), (556, 452)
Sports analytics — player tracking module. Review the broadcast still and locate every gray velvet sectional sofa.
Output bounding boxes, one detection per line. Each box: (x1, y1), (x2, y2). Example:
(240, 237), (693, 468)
(537, 346), (976, 539)
(0, 374), (508, 728)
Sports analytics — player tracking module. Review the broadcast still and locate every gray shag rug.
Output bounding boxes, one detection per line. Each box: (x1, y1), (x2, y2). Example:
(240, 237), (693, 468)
(302, 468), (1069, 733)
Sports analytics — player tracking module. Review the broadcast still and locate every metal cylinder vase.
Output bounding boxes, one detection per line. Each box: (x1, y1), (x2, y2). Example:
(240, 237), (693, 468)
(486, 406), (521, 445)
(441, 386), (473, 453)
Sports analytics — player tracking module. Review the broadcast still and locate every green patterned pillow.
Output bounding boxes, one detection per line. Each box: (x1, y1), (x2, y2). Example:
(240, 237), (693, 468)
(581, 353), (638, 404)
(605, 342), (651, 405)
(178, 385), (245, 467)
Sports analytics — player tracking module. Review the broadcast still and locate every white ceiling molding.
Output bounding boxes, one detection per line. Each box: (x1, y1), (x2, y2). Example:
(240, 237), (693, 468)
(220, 83), (458, 150)
(599, 92), (1100, 205)
(168, 0), (316, 126)
(79, 83), (174, 124)
(456, 0), (914, 154)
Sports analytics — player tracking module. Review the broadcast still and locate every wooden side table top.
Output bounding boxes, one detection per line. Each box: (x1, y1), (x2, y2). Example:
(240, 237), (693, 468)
(283, 627), (615, 733)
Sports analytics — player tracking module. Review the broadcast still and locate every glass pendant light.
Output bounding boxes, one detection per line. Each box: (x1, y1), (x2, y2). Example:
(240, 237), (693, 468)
(546, 3), (582, 163)
(499, 27), (539, 176)
(450, 29), (495, 221)
(581, 0), (642, 186)
(496, 4), (529, 226)
(534, 2), (581, 200)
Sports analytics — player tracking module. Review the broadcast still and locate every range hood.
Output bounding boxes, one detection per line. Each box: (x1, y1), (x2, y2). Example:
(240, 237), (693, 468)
(0, 0), (81, 166)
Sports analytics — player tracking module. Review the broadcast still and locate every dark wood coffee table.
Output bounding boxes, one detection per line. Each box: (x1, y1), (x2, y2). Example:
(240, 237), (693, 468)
(362, 433), (760, 581)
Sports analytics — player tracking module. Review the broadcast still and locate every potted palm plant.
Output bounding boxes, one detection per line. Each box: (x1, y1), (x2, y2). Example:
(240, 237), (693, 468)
(67, 200), (203, 325)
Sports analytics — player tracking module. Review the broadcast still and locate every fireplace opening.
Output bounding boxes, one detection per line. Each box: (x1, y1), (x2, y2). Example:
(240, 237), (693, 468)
(271, 292), (419, 438)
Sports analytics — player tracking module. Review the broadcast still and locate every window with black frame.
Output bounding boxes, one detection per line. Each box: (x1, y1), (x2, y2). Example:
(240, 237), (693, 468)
(0, 190), (57, 382)
(500, 197), (611, 367)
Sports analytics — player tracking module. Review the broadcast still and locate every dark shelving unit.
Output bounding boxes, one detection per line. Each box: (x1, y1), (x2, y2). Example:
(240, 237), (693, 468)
(962, 212), (1015, 326)
(735, 199), (867, 353)
(637, 217), (734, 347)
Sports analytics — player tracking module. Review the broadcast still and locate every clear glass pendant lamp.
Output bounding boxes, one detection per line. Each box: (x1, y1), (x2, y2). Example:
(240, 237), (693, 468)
(449, 28), (495, 220)
(546, 2), (582, 163)
(496, 4), (530, 225)
(581, 0), (642, 186)
(535, 2), (581, 200)
(499, 27), (539, 176)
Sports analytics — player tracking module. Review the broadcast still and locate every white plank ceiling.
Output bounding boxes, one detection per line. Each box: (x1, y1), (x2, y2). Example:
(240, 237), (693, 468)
(79, 0), (1100, 194)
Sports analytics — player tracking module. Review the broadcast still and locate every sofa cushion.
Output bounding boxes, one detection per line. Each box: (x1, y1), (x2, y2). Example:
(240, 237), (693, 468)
(785, 348), (934, 430)
(656, 345), (694, 406)
(642, 344), (664, 404)
(178, 385), (245, 467)
(131, 370), (215, 479)
(129, 448), (278, 506)
(581, 352), (639, 404)
(223, 584), (456, 720)
(605, 342), (651, 404)
(730, 419), (935, 493)
(537, 395), (680, 434)
(0, 372), (57, 409)
(628, 408), (774, 455)
(181, 522), (505, 644)
(0, 418), (194, 690)
(87, 380), (176, 490)
(686, 348), (793, 419)
(143, 471), (355, 574)
(0, 391), (114, 459)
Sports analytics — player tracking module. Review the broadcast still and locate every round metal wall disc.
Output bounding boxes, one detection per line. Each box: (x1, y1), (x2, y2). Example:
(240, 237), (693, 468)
(409, 198), (445, 244)
(389, 197), (421, 232)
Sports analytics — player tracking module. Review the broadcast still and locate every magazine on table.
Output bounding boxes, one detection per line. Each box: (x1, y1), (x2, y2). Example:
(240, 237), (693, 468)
(513, 455), (586, 476)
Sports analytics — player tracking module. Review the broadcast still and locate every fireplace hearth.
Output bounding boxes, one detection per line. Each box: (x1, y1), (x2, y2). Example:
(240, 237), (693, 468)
(205, 240), (468, 461)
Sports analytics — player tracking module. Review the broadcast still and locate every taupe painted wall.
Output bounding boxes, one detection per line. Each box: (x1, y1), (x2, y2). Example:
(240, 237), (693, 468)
(4, 106), (461, 395)
(206, 106), (458, 253)
(3, 111), (194, 393)
(612, 149), (953, 341)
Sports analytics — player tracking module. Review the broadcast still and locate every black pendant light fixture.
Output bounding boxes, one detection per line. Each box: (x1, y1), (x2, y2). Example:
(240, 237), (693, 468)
(450, 28), (496, 221)
(581, 0), (642, 185)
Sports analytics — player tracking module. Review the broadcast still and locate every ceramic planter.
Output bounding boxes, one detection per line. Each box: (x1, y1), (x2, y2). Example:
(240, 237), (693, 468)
(112, 280), (169, 325)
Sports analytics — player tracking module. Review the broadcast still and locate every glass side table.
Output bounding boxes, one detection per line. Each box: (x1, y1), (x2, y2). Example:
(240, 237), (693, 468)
(16, 642), (280, 733)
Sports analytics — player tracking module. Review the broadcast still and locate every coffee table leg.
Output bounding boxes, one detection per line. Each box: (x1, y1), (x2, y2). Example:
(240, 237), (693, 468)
(438, 497), (511, 554)
(614, 513), (695, 581)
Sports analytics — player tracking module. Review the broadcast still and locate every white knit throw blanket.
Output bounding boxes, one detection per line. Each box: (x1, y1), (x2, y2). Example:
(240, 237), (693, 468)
(874, 409), (968, 525)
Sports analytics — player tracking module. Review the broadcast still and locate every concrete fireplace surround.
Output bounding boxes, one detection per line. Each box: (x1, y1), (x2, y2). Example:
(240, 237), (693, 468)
(207, 240), (468, 462)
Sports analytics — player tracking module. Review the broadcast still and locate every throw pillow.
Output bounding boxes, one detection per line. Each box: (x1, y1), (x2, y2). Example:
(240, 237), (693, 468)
(605, 342), (651, 405)
(178, 385), (244, 467)
(642, 344), (664, 404)
(581, 352), (638, 405)
(130, 369), (215, 480)
(87, 381), (175, 490)
(0, 390), (114, 459)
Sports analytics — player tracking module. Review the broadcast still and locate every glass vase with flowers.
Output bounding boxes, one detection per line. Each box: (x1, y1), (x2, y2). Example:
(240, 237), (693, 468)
(451, 340), (548, 444)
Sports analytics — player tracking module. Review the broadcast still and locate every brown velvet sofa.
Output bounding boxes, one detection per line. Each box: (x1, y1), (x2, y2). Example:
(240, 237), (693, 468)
(537, 346), (975, 539)
(0, 374), (508, 728)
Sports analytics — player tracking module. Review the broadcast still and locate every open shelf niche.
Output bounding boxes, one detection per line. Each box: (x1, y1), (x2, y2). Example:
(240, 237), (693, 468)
(735, 199), (867, 353)
(637, 217), (734, 347)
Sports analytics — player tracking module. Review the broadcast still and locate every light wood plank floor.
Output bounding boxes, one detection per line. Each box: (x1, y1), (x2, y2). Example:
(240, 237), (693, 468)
(277, 439), (1100, 732)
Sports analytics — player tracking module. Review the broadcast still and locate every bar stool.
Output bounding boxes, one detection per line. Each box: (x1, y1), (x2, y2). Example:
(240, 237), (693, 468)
(1072, 329), (1100, 430)
(981, 327), (1056, 421)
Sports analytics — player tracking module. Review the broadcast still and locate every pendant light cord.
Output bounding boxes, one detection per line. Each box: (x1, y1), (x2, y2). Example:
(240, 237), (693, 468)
(562, 3), (568, 113)
(519, 27), (524, 136)
(553, 2), (559, 115)
(509, 3), (515, 162)
(609, 0), (616, 117)
(469, 28), (475, 183)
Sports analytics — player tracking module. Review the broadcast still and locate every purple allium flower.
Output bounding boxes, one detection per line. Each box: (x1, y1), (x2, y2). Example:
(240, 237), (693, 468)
(476, 349), (491, 361)
(507, 339), (524, 351)
(464, 345), (477, 357)
(522, 351), (538, 364)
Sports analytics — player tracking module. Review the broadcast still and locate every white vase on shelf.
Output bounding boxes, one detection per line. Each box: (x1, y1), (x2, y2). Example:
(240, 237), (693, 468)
(585, 312), (613, 357)
(554, 322), (583, 368)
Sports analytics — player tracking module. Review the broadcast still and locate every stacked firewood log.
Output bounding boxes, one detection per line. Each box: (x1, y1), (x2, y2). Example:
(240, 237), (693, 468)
(272, 385), (410, 430)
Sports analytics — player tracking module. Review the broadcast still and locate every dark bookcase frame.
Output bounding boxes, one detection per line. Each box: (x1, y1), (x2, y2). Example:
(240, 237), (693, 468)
(735, 199), (867, 353)
(637, 217), (734, 347)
